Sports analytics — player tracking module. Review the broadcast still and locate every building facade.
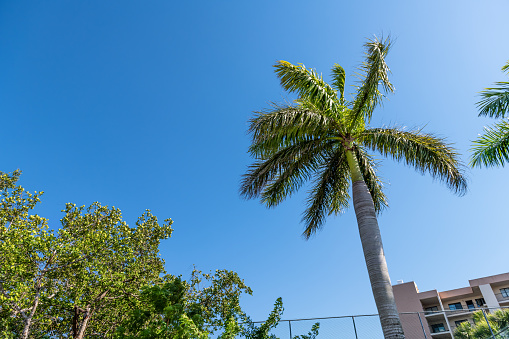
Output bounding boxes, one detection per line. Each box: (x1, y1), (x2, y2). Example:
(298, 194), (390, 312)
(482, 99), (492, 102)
(393, 272), (509, 338)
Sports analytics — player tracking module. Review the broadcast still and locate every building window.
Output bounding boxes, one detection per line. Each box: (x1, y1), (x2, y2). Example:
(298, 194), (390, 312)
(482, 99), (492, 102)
(425, 306), (439, 314)
(431, 323), (447, 333)
(455, 320), (469, 327)
(449, 302), (463, 310)
(501, 288), (509, 298)
(465, 300), (475, 310)
(475, 298), (486, 307)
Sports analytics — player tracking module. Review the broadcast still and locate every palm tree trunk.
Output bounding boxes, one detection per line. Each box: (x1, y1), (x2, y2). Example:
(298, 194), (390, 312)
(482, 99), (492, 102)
(347, 150), (405, 339)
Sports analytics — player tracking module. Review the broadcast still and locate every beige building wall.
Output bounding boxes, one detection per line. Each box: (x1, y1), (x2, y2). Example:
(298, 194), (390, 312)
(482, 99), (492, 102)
(393, 282), (431, 338)
(392, 272), (509, 339)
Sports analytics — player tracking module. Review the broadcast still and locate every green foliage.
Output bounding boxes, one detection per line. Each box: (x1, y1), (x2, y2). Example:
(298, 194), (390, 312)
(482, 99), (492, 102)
(471, 119), (509, 167)
(114, 278), (311, 339)
(471, 60), (509, 167)
(241, 36), (467, 238)
(2, 170), (308, 338)
(240, 298), (284, 339)
(114, 269), (253, 339)
(293, 322), (320, 339)
(349, 36), (394, 129)
(360, 127), (466, 195)
(477, 60), (509, 119)
(114, 276), (210, 339)
(453, 309), (509, 339)
(0, 170), (173, 338)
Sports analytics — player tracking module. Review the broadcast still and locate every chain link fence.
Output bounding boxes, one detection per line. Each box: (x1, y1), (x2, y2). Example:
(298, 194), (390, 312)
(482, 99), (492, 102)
(247, 307), (509, 338)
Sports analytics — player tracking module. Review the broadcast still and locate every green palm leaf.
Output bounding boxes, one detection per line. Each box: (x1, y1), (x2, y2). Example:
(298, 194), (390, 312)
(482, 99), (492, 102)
(477, 82), (509, 118)
(273, 61), (339, 115)
(360, 127), (467, 195)
(259, 140), (335, 207)
(349, 36), (394, 130)
(470, 119), (509, 167)
(248, 104), (336, 158)
(301, 148), (350, 239)
(331, 64), (346, 103)
(240, 139), (333, 203)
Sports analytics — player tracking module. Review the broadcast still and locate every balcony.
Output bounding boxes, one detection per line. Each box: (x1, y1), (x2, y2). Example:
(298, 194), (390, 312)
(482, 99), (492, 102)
(445, 305), (487, 318)
(424, 306), (444, 317)
(429, 324), (453, 338)
(425, 310), (447, 320)
(429, 331), (452, 338)
(496, 293), (509, 304)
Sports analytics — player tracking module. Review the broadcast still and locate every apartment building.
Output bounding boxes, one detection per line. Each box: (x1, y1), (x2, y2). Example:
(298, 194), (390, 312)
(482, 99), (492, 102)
(392, 272), (509, 338)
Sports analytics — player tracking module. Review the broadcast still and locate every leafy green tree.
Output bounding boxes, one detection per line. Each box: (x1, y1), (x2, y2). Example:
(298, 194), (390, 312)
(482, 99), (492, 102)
(240, 36), (466, 338)
(471, 60), (509, 167)
(114, 270), (252, 339)
(0, 170), (173, 338)
(0, 170), (54, 339)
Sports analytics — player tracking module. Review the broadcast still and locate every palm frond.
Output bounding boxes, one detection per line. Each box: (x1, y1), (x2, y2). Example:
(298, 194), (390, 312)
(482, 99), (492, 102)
(273, 61), (339, 115)
(240, 139), (332, 202)
(247, 104), (333, 158)
(502, 60), (509, 73)
(260, 140), (335, 207)
(470, 119), (509, 167)
(301, 148), (350, 239)
(360, 127), (467, 195)
(477, 82), (509, 118)
(331, 64), (346, 103)
(353, 146), (388, 213)
(349, 36), (394, 130)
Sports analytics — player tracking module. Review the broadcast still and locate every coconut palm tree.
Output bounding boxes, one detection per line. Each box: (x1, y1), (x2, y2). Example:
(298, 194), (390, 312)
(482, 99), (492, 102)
(471, 60), (509, 167)
(240, 36), (467, 339)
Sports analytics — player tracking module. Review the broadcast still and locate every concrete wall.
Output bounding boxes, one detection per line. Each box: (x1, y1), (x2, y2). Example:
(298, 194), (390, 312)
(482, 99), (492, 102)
(393, 282), (431, 338)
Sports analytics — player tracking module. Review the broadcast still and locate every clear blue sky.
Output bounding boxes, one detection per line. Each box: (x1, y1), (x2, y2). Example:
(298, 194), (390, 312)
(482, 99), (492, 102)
(1, 0), (508, 321)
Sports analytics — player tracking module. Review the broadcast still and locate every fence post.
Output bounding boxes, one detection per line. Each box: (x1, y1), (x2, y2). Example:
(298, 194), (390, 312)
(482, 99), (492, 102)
(352, 316), (359, 339)
(481, 308), (496, 339)
(288, 320), (292, 339)
(417, 312), (428, 339)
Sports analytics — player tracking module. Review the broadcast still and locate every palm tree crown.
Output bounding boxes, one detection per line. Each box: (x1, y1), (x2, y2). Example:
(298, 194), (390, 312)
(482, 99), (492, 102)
(471, 60), (509, 167)
(241, 36), (466, 238)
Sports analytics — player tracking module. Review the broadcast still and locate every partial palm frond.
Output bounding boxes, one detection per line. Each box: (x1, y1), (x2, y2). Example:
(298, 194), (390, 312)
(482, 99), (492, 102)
(353, 146), (388, 213)
(349, 36), (394, 130)
(273, 61), (339, 115)
(470, 119), (509, 167)
(331, 64), (346, 103)
(247, 104), (333, 158)
(301, 148), (350, 239)
(240, 139), (332, 202)
(502, 60), (509, 73)
(360, 127), (467, 195)
(477, 82), (509, 118)
(261, 140), (336, 207)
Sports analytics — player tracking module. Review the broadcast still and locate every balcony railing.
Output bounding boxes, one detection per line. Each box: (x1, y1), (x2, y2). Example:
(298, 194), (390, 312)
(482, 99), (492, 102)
(424, 309), (443, 316)
(444, 304), (489, 316)
(429, 324), (450, 334)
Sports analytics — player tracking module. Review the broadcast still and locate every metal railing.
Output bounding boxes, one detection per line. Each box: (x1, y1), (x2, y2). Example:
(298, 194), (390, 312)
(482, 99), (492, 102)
(235, 306), (509, 339)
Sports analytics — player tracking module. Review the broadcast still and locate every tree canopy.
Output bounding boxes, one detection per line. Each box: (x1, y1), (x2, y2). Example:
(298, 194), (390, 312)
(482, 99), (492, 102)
(0, 170), (173, 338)
(1, 170), (313, 339)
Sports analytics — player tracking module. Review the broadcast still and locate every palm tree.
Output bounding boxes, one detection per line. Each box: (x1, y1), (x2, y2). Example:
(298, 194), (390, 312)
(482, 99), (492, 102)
(240, 36), (467, 339)
(471, 60), (509, 167)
